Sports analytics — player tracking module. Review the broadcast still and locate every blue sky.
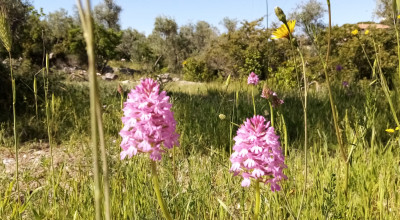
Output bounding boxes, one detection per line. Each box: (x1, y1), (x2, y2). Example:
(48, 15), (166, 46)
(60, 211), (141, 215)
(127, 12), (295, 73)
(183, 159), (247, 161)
(33, 0), (377, 35)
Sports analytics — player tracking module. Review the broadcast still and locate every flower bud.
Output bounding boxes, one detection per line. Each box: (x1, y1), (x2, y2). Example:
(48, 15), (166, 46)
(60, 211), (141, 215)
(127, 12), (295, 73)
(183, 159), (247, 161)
(274, 7), (287, 24)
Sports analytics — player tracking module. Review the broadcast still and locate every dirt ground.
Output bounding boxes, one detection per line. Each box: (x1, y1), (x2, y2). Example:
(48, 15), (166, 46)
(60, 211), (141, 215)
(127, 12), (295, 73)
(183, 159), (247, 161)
(0, 142), (88, 190)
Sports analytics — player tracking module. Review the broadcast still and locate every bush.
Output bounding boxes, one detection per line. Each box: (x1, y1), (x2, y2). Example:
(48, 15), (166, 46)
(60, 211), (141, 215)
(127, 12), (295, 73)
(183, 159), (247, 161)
(274, 61), (297, 89)
(182, 57), (215, 82)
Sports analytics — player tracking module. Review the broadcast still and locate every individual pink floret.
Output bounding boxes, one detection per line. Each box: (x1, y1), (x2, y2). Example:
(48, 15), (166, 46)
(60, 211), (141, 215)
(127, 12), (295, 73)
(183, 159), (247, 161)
(230, 115), (287, 191)
(247, 72), (259, 85)
(119, 78), (179, 161)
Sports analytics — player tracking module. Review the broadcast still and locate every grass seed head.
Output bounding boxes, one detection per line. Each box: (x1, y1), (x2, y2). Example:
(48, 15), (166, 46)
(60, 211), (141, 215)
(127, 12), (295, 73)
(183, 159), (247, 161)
(0, 7), (12, 52)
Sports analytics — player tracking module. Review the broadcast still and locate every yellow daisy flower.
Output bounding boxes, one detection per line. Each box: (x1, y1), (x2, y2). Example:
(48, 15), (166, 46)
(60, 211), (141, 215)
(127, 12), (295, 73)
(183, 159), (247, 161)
(272, 20), (296, 39)
(365, 30), (370, 35)
(386, 128), (395, 133)
(397, 15), (400, 19)
(351, 29), (358, 36)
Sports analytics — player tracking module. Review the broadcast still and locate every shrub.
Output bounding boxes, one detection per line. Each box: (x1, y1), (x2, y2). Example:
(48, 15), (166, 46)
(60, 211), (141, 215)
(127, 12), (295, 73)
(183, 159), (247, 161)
(182, 57), (215, 82)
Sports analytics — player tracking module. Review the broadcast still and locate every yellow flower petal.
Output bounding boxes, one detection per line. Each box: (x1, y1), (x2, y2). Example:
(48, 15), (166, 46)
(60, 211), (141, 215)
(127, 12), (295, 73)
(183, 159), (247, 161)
(351, 29), (358, 36)
(386, 128), (395, 133)
(397, 15), (400, 19)
(396, 127), (399, 130)
(365, 30), (369, 35)
(272, 20), (296, 39)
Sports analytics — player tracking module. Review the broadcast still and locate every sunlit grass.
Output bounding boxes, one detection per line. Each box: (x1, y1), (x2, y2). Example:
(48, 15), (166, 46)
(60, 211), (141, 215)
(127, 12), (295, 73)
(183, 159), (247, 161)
(0, 76), (399, 219)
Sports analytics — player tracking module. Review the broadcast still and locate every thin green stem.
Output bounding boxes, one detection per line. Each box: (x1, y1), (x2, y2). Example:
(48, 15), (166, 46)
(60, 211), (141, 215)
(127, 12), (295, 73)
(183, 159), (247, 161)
(281, 114), (288, 157)
(394, 7), (400, 130)
(324, 0), (349, 192)
(373, 41), (400, 128)
(34, 75), (38, 118)
(253, 180), (260, 220)
(76, 1), (102, 219)
(269, 102), (274, 127)
(394, 14), (400, 81)
(230, 122), (240, 127)
(10, 52), (19, 207)
(281, 16), (308, 218)
(151, 161), (173, 220)
(296, 47), (308, 220)
(44, 54), (55, 203)
(252, 86), (256, 115)
(284, 24), (305, 109)
(120, 93), (124, 110)
(357, 37), (374, 72)
(95, 92), (111, 220)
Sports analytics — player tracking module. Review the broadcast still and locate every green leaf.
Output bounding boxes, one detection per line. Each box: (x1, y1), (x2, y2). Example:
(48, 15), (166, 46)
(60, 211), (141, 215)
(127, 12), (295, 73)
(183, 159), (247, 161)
(217, 198), (236, 219)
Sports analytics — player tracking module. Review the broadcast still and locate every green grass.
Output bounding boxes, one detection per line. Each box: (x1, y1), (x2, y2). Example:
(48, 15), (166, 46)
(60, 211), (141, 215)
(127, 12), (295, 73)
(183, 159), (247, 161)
(0, 76), (400, 219)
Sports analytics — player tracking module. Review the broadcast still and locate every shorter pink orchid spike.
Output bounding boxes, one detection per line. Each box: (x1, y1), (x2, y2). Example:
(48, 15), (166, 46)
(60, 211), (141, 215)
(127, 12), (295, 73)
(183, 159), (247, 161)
(230, 115), (287, 191)
(247, 72), (259, 85)
(119, 78), (179, 161)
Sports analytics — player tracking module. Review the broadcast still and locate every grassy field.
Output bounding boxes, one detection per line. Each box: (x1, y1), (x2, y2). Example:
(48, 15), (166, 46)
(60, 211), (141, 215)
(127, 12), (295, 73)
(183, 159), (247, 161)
(0, 76), (399, 219)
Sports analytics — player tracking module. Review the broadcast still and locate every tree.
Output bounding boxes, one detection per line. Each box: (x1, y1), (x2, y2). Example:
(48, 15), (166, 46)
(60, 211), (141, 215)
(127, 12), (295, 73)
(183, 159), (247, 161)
(46, 9), (75, 61)
(150, 16), (179, 71)
(116, 28), (154, 63)
(374, 0), (400, 24)
(93, 0), (121, 31)
(221, 17), (238, 33)
(47, 9), (73, 41)
(94, 23), (121, 71)
(290, 0), (326, 40)
(203, 18), (271, 80)
(192, 21), (217, 53)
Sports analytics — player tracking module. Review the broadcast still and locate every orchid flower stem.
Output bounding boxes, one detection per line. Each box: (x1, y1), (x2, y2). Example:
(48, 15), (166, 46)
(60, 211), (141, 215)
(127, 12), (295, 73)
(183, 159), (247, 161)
(280, 114), (288, 157)
(252, 86), (256, 115)
(269, 102), (274, 127)
(120, 93), (124, 110)
(253, 180), (260, 220)
(151, 161), (172, 220)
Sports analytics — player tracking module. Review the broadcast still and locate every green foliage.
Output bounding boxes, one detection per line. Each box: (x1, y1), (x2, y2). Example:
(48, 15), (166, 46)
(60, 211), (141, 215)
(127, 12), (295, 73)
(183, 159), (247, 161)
(117, 28), (153, 61)
(93, 0), (121, 31)
(0, 0), (32, 58)
(375, 0), (395, 24)
(204, 18), (271, 79)
(274, 62), (297, 88)
(20, 7), (46, 65)
(182, 57), (214, 82)
(239, 49), (262, 77)
(290, 0), (326, 39)
(94, 23), (122, 71)
(67, 27), (87, 65)
(322, 173), (342, 219)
